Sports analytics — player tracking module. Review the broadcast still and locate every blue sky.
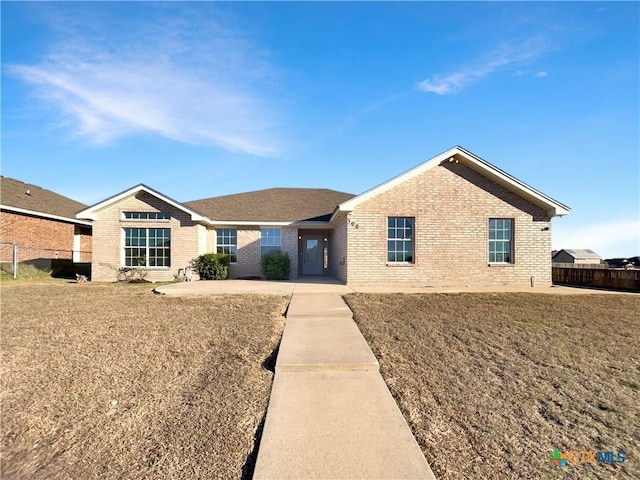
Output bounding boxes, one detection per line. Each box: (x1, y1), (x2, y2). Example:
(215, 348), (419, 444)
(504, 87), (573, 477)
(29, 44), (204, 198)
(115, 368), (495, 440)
(2, 1), (638, 258)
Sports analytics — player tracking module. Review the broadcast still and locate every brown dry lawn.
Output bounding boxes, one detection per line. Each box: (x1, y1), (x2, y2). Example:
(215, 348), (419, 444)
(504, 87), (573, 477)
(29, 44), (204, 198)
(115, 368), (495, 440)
(1, 280), (287, 480)
(345, 293), (639, 480)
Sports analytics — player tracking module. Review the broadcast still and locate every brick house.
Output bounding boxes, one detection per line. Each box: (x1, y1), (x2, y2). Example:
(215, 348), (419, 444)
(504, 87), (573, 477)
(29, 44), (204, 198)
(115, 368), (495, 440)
(552, 249), (602, 264)
(1, 176), (92, 264)
(78, 146), (570, 285)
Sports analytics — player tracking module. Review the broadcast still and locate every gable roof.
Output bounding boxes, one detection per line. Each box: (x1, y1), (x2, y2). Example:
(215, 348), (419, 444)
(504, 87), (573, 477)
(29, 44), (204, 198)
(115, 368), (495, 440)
(553, 249), (602, 260)
(76, 184), (210, 222)
(185, 188), (355, 223)
(1, 176), (91, 226)
(336, 146), (570, 218)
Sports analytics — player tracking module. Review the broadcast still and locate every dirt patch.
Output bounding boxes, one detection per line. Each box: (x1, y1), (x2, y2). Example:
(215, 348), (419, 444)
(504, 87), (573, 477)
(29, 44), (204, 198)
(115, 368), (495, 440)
(345, 293), (639, 479)
(1, 280), (287, 479)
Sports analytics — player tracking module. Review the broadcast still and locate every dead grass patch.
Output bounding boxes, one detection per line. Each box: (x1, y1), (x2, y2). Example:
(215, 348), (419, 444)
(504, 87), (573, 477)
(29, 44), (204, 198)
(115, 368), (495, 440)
(1, 281), (287, 479)
(345, 293), (639, 479)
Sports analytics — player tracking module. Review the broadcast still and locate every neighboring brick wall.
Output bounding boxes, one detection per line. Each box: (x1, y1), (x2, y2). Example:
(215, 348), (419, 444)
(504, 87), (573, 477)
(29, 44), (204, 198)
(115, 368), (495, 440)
(0, 210), (87, 261)
(90, 192), (203, 282)
(76, 225), (93, 263)
(330, 218), (348, 282)
(345, 162), (552, 286)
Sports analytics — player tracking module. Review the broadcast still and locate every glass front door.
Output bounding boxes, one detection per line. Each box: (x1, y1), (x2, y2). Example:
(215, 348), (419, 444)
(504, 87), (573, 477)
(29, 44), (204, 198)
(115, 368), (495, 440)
(302, 236), (323, 275)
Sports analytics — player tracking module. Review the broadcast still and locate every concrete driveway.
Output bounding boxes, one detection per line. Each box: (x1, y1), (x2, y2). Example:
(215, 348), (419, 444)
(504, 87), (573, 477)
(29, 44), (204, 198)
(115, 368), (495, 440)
(153, 278), (620, 296)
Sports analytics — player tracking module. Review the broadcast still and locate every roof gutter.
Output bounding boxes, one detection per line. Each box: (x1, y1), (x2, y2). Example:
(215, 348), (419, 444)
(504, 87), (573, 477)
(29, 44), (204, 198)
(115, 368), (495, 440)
(1, 204), (93, 226)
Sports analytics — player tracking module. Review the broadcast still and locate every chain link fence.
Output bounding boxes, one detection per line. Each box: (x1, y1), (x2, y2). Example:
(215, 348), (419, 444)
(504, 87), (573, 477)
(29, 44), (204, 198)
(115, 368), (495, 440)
(0, 242), (91, 279)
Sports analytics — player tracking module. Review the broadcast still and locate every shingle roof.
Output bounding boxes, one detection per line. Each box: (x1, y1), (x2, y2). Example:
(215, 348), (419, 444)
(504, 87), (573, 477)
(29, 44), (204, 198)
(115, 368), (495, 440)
(556, 249), (602, 260)
(185, 188), (355, 222)
(1, 176), (87, 220)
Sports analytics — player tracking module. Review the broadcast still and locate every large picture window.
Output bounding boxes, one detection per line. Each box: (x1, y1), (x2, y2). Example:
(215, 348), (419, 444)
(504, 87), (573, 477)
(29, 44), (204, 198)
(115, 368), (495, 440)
(216, 228), (238, 263)
(488, 218), (513, 263)
(260, 228), (281, 256)
(387, 217), (414, 263)
(124, 228), (171, 267)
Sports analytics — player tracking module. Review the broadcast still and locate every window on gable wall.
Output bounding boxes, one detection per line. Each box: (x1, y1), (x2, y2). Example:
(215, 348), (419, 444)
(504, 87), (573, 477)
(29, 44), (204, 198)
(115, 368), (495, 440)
(387, 217), (414, 263)
(216, 228), (238, 263)
(124, 228), (171, 267)
(488, 218), (513, 263)
(123, 212), (170, 220)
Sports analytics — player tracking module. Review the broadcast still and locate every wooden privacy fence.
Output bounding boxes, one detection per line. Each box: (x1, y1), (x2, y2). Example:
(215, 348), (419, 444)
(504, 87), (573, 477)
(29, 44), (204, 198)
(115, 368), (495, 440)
(553, 266), (640, 292)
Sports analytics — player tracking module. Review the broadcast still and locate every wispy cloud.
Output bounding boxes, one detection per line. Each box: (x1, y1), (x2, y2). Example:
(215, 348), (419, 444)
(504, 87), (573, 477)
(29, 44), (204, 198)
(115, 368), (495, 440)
(8, 5), (285, 156)
(553, 219), (640, 258)
(418, 37), (550, 95)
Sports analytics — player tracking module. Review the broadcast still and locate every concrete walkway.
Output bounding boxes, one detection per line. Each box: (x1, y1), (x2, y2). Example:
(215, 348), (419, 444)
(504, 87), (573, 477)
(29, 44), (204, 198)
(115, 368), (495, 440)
(252, 294), (436, 479)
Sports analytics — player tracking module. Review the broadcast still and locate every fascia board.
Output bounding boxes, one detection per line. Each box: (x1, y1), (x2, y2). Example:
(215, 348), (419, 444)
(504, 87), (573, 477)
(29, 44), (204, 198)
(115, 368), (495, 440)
(2, 205), (93, 226)
(76, 184), (212, 223)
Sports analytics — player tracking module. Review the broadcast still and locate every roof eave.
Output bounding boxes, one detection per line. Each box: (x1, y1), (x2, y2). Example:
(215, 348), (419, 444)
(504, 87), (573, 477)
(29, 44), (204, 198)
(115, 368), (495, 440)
(2, 204), (92, 226)
(336, 146), (571, 218)
(76, 184), (212, 223)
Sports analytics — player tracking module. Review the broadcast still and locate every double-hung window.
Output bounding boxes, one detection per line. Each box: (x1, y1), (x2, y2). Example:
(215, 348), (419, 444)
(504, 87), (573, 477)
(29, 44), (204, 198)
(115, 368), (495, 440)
(488, 218), (513, 263)
(216, 228), (238, 263)
(124, 228), (171, 267)
(387, 217), (414, 263)
(260, 228), (281, 256)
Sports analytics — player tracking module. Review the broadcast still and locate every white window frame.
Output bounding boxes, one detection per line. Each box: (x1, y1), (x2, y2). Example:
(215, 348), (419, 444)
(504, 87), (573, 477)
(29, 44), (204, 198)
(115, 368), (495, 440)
(123, 227), (171, 268)
(216, 228), (238, 263)
(488, 218), (514, 264)
(122, 211), (170, 220)
(260, 228), (282, 256)
(387, 217), (415, 264)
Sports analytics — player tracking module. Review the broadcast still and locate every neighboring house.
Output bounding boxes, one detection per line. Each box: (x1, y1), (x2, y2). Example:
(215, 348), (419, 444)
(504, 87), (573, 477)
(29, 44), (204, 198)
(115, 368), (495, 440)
(1, 176), (92, 263)
(552, 249), (602, 264)
(77, 146), (570, 285)
(604, 256), (640, 269)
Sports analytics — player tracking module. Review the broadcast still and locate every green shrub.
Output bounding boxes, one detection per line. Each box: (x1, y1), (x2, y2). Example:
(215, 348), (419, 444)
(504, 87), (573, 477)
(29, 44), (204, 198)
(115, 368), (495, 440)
(260, 251), (290, 280)
(194, 253), (230, 280)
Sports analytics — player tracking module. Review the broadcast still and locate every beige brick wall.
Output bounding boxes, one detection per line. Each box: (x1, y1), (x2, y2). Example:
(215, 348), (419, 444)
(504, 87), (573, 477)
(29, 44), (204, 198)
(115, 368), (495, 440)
(90, 192), (203, 282)
(345, 162), (552, 286)
(219, 226), (298, 279)
(330, 218), (348, 282)
(283, 227), (299, 279)
(228, 226), (261, 278)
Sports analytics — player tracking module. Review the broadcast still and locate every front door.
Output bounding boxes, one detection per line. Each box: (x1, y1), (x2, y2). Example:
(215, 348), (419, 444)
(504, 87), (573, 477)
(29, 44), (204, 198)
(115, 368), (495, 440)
(302, 235), (323, 275)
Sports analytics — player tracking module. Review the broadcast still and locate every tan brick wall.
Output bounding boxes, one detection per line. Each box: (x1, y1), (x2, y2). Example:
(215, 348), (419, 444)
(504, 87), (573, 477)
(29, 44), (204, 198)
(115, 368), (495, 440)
(330, 218), (348, 282)
(214, 226), (298, 279)
(90, 192), (203, 282)
(283, 227), (299, 279)
(228, 226), (261, 278)
(0, 210), (91, 262)
(345, 163), (552, 286)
